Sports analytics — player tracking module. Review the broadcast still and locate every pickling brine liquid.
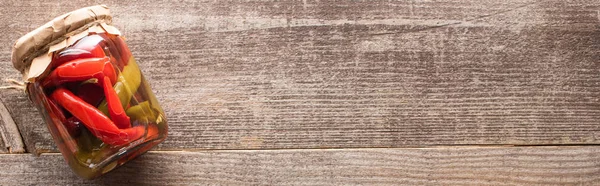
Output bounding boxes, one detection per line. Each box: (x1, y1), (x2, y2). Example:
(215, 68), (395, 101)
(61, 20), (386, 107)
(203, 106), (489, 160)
(27, 33), (168, 179)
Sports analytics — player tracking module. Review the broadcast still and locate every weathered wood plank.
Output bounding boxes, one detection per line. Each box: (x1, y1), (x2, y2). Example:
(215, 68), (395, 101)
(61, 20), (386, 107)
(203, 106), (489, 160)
(0, 146), (599, 185)
(1, 0), (600, 153)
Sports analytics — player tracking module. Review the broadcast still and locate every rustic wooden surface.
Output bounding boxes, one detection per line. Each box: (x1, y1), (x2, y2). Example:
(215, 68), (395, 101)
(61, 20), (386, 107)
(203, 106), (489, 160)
(2, 0), (600, 152)
(1, 0), (600, 184)
(1, 146), (600, 185)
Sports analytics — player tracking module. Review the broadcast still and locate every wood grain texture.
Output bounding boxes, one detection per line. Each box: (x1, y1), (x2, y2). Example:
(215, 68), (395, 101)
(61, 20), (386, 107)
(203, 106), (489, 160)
(1, 0), (600, 153)
(0, 147), (599, 185)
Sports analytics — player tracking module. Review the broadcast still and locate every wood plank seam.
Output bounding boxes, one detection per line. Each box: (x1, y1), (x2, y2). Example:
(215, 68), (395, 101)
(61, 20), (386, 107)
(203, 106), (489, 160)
(0, 98), (25, 153)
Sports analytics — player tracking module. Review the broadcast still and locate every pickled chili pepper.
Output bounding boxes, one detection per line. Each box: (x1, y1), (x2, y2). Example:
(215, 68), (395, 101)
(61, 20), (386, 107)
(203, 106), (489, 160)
(98, 57), (141, 114)
(106, 35), (131, 65)
(44, 56), (132, 134)
(99, 34), (129, 66)
(51, 88), (146, 146)
(53, 48), (105, 69)
(51, 35), (108, 69)
(43, 57), (117, 88)
(102, 76), (131, 129)
(125, 101), (158, 123)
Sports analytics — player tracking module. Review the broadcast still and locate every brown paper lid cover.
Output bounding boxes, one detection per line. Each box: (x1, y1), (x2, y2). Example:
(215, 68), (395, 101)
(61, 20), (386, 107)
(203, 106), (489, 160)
(11, 5), (114, 81)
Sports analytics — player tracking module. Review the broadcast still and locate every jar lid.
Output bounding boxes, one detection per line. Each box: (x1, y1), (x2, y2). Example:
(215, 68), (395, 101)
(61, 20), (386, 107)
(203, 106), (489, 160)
(11, 5), (116, 82)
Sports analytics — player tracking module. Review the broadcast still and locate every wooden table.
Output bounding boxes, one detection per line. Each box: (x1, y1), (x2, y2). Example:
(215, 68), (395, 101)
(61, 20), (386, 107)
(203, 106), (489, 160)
(1, 0), (600, 185)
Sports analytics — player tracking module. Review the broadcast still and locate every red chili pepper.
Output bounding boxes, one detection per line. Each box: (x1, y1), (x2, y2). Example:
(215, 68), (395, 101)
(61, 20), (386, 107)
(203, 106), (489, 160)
(47, 96), (81, 138)
(106, 35), (131, 65)
(102, 76), (131, 129)
(51, 88), (145, 146)
(43, 57), (117, 88)
(52, 35), (107, 69)
(44, 56), (130, 129)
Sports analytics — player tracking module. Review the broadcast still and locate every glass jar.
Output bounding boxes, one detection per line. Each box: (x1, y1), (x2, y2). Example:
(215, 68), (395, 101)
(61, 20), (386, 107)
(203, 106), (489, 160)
(11, 5), (167, 179)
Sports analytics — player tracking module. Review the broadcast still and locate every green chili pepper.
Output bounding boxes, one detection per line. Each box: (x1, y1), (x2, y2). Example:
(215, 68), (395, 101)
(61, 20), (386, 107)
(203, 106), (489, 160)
(98, 56), (142, 115)
(140, 79), (165, 125)
(125, 101), (156, 123)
